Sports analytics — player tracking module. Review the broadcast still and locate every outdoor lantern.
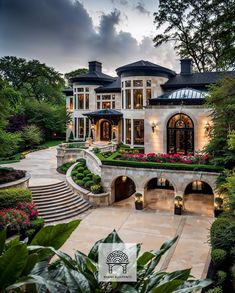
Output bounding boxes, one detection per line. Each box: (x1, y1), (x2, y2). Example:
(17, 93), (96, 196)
(151, 122), (158, 133)
(205, 121), (211, 135)
(122, 176), (127, 183)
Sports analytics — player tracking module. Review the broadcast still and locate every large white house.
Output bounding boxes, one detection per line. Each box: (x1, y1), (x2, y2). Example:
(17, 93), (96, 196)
(64, 59), (234, 155)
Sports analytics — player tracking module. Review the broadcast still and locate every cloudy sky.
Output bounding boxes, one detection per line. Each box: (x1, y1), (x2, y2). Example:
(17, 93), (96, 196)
(0, 0), (179, 75)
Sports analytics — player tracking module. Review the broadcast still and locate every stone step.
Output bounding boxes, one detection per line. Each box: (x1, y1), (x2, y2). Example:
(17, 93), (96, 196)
(30, 181), (91, 223)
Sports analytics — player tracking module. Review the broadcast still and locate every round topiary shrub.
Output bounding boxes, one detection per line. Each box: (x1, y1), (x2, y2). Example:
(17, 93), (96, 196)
(84, 180), (93, 189)
(93, 174), (101, 184)
(211, 249), (227, 266)
(83, 170), (91, 176)
(83, 176), (90, 183)
(87, 173), (93, 179)
(206, 287), (223, 293)
(71, 170), (78, 176)
(91, 184), (103, 194)
(76, 179), (84, 186)
(216, 270), (227, 286)
(76, 173), (84, 180)
(76, 167), (85, 173)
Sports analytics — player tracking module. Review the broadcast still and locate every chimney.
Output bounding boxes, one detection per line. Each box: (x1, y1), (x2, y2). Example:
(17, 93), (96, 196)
(89, 61), (102, 73)
(180, 58), (192, 75)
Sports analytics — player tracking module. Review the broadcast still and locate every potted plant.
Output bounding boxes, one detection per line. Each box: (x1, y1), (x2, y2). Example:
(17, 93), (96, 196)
(135, 193), (144, 210)
(174, 196), (183, 215)
(214, 197), (224, 217)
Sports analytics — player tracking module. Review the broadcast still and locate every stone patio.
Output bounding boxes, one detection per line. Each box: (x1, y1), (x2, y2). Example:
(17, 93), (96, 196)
(61, 207), (213, 279)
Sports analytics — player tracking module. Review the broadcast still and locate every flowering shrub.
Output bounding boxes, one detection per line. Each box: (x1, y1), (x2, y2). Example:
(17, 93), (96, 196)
(0, 208), (31, 231)
(119, 153), (209, 165)
(16, 202), (39, 220)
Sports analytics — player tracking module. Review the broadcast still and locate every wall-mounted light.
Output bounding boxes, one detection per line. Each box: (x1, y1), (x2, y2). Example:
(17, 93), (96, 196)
(205, 121), (211, 135)
(151, 122), (158, 133)
(122, 176), (127, 183)
(91, 124), (95, 130)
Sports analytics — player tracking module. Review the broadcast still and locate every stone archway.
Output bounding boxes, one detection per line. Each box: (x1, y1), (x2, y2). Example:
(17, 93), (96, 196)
(144, 177), (175, 212)
(113, 176), (136, 202)
(184, 180), (214, 217)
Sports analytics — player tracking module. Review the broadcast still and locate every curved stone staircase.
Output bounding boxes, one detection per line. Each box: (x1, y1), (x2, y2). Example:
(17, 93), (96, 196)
(30, 181), (91, 223)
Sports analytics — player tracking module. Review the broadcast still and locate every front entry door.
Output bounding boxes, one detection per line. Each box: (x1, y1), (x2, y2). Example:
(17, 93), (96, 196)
(100, 121), (111, 141)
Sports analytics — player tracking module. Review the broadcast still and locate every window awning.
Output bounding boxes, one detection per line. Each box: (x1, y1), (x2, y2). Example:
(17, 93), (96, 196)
(83, 109), (123, 125)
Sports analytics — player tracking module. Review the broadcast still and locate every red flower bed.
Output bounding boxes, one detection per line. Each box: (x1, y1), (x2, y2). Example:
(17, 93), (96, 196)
(119, 153), (209, 165)
(0, 208), (31, 231)
(16, 201), (39, 220)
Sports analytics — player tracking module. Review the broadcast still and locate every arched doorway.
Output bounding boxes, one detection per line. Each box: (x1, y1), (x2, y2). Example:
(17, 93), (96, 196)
(184, 181), (214, 216)
(145, 178), (175, 212)
(100, 120), (111, 141)
(114, 176), (136, 202)
(167, 113), (194, 155)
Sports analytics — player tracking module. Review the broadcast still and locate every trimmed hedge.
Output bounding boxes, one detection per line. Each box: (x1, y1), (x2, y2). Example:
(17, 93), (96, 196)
(84, 180), (93, 189)
(76, 167), (85, 173)
(76, 173), (84, 180)
(93, 175), (101, 184)
(91, 184), (103, 194)
(211, 249), (227, 266)
(0, 188), (32, 209)
(83, 170), (91, 176)
(101, 159), (223, 172)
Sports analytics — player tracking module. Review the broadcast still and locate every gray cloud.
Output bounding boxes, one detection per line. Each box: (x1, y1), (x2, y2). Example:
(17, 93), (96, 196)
(134, 1), (150, 15)
(0, 0), (177, 74)
(111, 0), (128, 5)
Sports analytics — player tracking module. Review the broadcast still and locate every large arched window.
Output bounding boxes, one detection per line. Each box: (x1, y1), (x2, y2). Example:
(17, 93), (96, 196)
(167, 113), (194, 155)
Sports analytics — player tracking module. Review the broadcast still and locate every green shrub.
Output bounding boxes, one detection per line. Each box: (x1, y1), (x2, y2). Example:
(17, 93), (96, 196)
(206, 287), (223, 293)
(21, 125), (43, 149)
(76, 158), (86, 166)
(83, 176), (90, 183)
(93, 174), (101, 184)
(84, 180), (93, 189)
(76, 167), (85, 173)
(210, 217), (235, 250)
(91, 184), (103, 194)
(71, 170), (77, 176)
(68, 131), (74, 142)
(211, 249), (227, 266)
(0, 130), (22, 157)
(0, 188), (32, 209)
(93, 147), (100, 154)
(87, 174), (93, 179)
(216, 270), (227, 286)
(76, 173), (84, 180)
(76, 180), (84, 186)
(31, 218), (45, 232)
(83, 170), (91, 176)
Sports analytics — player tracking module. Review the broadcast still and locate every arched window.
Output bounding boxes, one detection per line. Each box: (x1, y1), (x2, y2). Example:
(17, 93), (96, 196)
(167, 113), (194, 155)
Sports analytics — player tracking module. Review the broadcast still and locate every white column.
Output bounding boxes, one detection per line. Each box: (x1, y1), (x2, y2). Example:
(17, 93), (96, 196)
(131, 119), (134, 147)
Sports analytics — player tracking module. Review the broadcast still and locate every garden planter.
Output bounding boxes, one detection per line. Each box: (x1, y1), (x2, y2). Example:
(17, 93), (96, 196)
(135, 201), (143, 210)
(214, 209), (223, 218)
(174, 206), (182, 215)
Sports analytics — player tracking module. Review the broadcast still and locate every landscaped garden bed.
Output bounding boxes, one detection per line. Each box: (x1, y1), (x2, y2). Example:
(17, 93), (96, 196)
(71, 159), (103, 193)
(0, 188), (44, 239)
(57, 161), (75, 174)
(96, 151), (223, 173)
(0, 167), (26, 184)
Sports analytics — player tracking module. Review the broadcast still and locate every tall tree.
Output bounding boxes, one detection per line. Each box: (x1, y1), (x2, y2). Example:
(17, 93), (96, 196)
(64, 68), (88, 86)
(205, 76), (235, 168)
(0, 56), (65, 103)
(154, 0), (235, 72)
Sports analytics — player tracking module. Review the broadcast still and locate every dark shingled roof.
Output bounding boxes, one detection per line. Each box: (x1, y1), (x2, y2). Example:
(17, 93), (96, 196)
(116, 60), (176, 77)
(95, 77), (121, 93)
(83, 109), (122, 117)
(62, 88), (73, 96)
(163, 71), (235, 90)
(69, 71), (115, 83)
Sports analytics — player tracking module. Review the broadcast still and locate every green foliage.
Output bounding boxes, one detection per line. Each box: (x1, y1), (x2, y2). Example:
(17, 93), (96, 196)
(21, 125), (43, 149)
(76, 158), (86, 166)
(68, 130), (74, 142)
(216, 270), (227, 286)
(76, 173), (84, 180)
(93, 147), (100, 154)
(76, 179), (84, 186)
(84, 180), (93, 189)
(83, 169), (91, 176)
(83, 176), (91, 183)
(0, 129), (22, 157)
(57, 162), (74, 174)
(76, 166), (85, 173)
(205, 77), (235, 168)
(206, 287), (223, 293)
(153, 1), (235, 71)
(92, 174), (101, 184)
(64, 68), (88, 85)
(91, 184), (103, 194)
(221, 171), (235, 213)
(210, 217), (235, 250)
(211, 249), (227, 266)
(0, 188), (32, 209)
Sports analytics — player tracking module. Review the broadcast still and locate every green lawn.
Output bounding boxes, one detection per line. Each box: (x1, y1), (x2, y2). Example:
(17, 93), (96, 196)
(0, 153), (21, 165)
(39, 139), (65, 148)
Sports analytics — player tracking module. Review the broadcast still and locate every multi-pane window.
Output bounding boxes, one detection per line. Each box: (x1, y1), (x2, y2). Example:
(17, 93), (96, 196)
(77, 94), (84, 109)
(126, 119), (131, 144)
(134, 119), (144, 145)
(125, 80), (131, 87)
(97, 94), (115, 109)
(69, 97), (73, 110)
(76, 88), (84, 92)
(85, 118), (90, 138)
(125, 89), (131, 109)
(133, 89), (143, 109)
(146, 80), (151, 87)
(85, 94), (89, 109)
(133, 80), (143, 87)
(146, 89), (151, 104)
(74, 88), (89, 110)
(78, 118), (84, 138)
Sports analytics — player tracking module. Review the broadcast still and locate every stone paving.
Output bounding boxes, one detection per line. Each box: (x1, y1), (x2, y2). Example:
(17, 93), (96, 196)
(61, 207), (213, 279)
(4, 147), (65, 186)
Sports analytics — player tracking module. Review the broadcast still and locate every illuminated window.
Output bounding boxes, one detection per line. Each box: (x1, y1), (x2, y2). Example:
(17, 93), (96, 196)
(97, 95), (101, 100)
(126, 119), (131, 144)
(133, 89), (143, 109)
(134, 119), (144, 145)
(77, 118), (84, 138)
(102, 102), (111, 109)
(146, 89), (151, 103)
(77, 94), (84, 109)
(85, 94), (89, 109)
(125, 89), (131, 109)
(69, 97), (73, 110)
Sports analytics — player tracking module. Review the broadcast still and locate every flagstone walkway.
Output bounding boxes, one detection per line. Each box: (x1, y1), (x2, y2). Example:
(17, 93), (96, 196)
(61, 207), (213, 279)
